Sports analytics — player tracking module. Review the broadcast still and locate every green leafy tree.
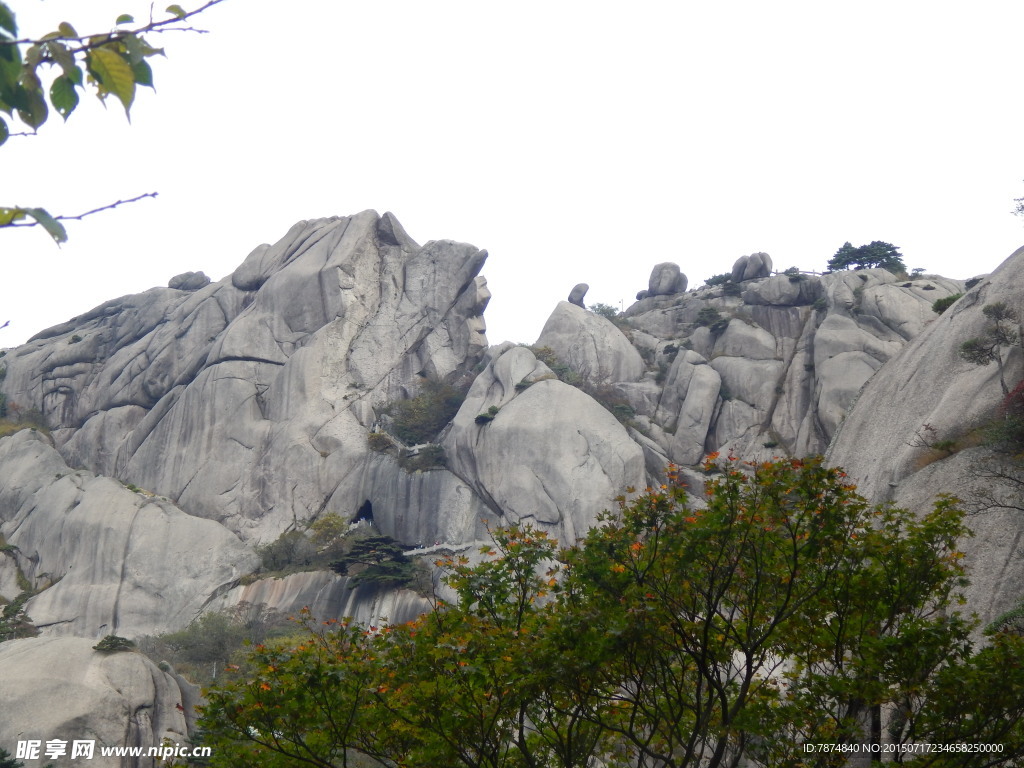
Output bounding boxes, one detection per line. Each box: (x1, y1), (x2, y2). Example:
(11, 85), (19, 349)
(703, 272), (731, 287)
(308, 512), (348, 558)
(385, 379), (466, 445)
(959, 301), (1021, 395)
(588, 302), (620, 320)
(0, 0), (223, 242)
(198, 458), (1024, 768)
(330, 534), (416, 589)
(827, 240), (907, 273)
(92, 634), (136, 652)
(0, 747), (23, 768)
(199, 611), (404, 768)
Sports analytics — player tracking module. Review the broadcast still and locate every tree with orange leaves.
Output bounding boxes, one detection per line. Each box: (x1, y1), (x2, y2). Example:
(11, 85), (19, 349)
(198, 458), (1024, 768)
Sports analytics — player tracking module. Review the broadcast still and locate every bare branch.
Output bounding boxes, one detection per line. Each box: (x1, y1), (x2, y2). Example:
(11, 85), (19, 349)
(0, 0), (227, 49)
(0, 192), (158, 228)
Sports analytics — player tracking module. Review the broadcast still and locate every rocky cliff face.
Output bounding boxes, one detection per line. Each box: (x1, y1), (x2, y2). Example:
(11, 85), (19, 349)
(828, 246), (1024, 626)
(2, 209), (1013, 759)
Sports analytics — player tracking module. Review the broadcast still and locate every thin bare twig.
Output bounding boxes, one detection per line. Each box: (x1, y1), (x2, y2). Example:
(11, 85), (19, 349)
(1, 192), (158, 227)
(0, 0), (227, 49)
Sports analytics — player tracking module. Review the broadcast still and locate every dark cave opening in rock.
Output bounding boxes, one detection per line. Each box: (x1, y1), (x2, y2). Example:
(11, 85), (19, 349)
(355, 499), (373, 524)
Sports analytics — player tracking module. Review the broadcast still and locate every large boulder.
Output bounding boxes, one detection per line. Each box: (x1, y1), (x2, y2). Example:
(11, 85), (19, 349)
(567, 283), (589, 307)
(743, 273), (823, 306)
(0, 637), (190, 768)
(730, 252), (773, 282)
(535, 301), (644, 385)
(647, 262), (687, 296)
(653, 350), (722, 464)
(444, 345), (646, 543)
(167, 271), (210, 291)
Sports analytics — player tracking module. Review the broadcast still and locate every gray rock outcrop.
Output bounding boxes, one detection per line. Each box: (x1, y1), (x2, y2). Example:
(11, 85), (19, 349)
(535, 301), (645, 385)
(0, 430), (257, 638)
(0, 636), (190, 767)
(1, 211), (491, 545)
(743, 273), (823, 306)
(1, 205), (1008, 750)
(621, 266), (962, 460)
(647, 262), (688, 296)
(827, 249), (1024, 626)
(168, 271), (210, 291)
(568, 283), (589, 307)
(731, 252), (773, 282)
(443, 344), (647, 543)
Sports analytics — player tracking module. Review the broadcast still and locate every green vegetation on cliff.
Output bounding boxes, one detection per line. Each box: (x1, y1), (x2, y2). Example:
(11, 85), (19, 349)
(198, 457), (1024, 768)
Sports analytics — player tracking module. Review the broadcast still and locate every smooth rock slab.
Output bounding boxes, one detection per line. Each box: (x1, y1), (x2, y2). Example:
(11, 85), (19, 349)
(0, 636), (190, 768)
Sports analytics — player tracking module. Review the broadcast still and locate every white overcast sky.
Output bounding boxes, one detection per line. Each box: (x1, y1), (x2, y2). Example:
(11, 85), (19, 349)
(3, 1), (1024, 348)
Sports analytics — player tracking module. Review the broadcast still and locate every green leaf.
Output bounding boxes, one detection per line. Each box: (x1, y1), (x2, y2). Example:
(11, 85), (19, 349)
(50, 74), (79, 120)
(57, 22), (78, 38)
(16, 88), (47, 129)
(123, 34), (164, 66)
(166, 4), (187, 19)
(45, 40), (76, 77)
(0, 115), (6, 145)
(24, 207), (67, 244)
(0, 2), (17, 42)
(131, 59), (153, 89)
(87, 47), (135, 116)
(0, 207), (25, 226)
(24, 43), (42, 69)
(116, 14), (135, 25)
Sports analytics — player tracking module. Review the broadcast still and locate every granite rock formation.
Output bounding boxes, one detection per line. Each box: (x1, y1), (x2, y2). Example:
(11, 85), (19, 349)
(3, 208), (1017, 755)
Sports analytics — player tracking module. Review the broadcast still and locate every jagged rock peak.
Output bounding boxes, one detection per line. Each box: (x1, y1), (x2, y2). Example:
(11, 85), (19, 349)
(1, 210), (491, 543)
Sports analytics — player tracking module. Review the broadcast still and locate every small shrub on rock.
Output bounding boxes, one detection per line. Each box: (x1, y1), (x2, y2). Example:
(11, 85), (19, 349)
(93, 635), (136, 653)
(398, 444), (448, 472)
(932, 293), (963, 315)
(385, 380), (467, 445)
(589, 303), (619, 320)
(367, 432), (394, 453)
(257, 530), (315, 572)
(696, 307), (723, 327)
(475, 405), (500, 425)
(703, 273), (731, 287)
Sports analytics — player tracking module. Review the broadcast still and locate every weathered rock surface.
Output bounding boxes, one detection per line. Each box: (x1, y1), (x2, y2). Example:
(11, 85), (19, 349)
(1, 206), (1008, 748)
(568, 282), (589, 307)
(2, 211), (491, 545)
(0, 213), (648, 644)
(743, 273), (823, 306)
(620, 266), (962, 460)
(0, 430), (257, 638)
(731, 252), (773, 282)
(209, 570), (434, 628)
(168, 271), (210, 291)
(535, 301), (645, 385)
(827, 248), (1024, 626)
(0, 636), (190, 767)
(648, 262), (688, 296)
(444, 344), (647, 543)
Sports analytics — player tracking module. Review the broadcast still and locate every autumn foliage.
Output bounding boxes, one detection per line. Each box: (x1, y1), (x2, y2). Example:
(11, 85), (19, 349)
(198, 457), (1024, 768)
